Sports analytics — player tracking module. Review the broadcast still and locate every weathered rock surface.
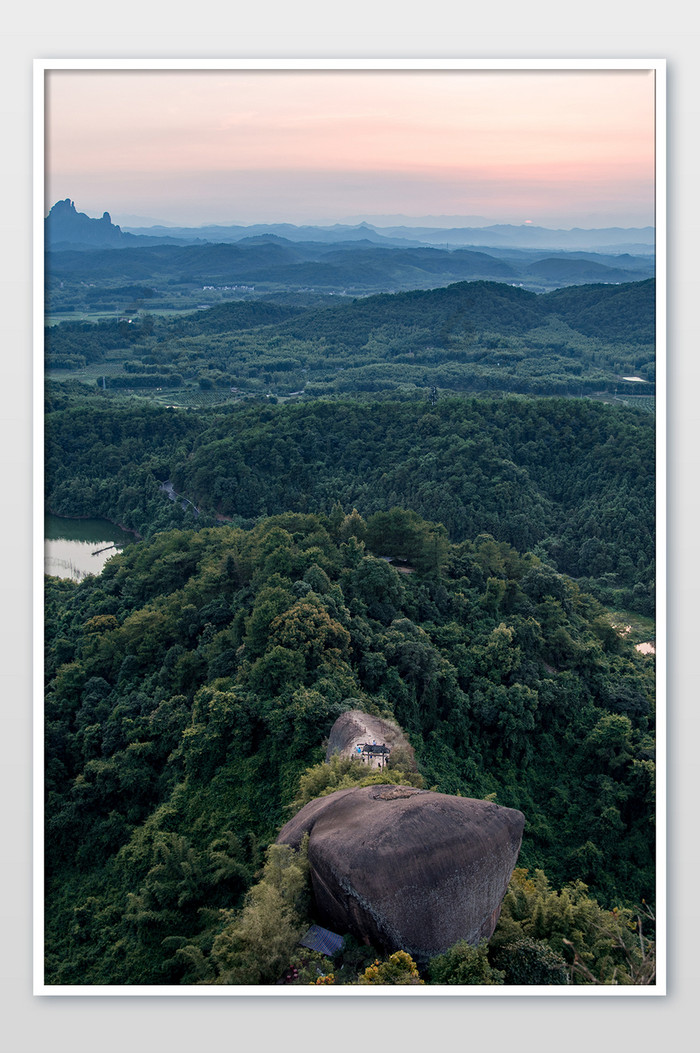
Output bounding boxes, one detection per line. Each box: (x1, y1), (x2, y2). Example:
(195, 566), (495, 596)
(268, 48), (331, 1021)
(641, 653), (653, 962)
(276, 784), (525, 962)
(325, 709), (417, 770)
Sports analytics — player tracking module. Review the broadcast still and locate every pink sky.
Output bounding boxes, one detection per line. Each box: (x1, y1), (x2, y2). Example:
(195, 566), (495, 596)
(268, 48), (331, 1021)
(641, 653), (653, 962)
(44, 68), (656, 228)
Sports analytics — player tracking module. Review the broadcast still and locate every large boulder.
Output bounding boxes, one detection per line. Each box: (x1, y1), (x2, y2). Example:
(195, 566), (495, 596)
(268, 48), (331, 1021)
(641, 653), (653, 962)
(325, 708), (417, 770)
(276, 784), (524, 962)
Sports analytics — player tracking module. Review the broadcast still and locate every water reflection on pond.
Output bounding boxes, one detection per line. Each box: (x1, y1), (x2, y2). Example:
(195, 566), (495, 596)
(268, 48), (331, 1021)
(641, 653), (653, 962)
(45, 515), (135, 581)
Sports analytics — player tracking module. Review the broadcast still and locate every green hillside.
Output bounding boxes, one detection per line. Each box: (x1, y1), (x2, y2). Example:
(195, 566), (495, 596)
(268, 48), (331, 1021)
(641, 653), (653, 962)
(46, 278), (655, 401)
(46, 393), (655, 615)
(43, 268), (658, 986)
(44, 513), (655, 984)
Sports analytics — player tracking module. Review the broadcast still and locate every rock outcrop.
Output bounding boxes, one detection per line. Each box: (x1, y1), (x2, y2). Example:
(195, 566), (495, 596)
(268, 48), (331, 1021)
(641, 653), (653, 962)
(325, 708), (417, 770)
(276, 784), (525, 962)
(45, 199), (130, 248)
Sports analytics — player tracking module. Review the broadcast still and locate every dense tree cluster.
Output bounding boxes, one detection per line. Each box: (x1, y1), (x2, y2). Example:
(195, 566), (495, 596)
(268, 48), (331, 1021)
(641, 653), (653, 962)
(44, 513), (654, 984)
(44, 261), (656, 985)
(46, 392), (655, 613)
(45, 278), (655, 400)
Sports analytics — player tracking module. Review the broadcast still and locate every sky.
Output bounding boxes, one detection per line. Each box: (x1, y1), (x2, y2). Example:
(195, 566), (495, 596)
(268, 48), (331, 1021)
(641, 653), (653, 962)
(44, 67), (657, 229)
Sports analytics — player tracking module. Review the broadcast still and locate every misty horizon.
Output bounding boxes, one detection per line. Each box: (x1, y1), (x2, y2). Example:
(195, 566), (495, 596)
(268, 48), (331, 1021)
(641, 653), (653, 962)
(45, 68), (656, 234)
(50, 200), (654, 235)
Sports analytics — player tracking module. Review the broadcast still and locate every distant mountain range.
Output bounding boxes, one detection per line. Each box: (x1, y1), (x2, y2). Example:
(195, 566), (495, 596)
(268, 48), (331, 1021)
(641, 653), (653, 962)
(120, 219), (654, 254)
(44, 200), (656, 296)
(364, 223), (655, 253)
(46, 199), (655, 255)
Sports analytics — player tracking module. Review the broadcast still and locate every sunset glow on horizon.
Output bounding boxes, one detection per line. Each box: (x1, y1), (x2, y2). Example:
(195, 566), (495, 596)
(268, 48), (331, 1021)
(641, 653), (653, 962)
(44, 67), (656, 229)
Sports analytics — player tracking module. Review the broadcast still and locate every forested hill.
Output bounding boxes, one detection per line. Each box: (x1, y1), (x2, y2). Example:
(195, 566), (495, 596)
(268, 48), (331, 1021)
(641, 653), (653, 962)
(44, 265), (657, 983)
(46, 277), (656, 402)
(46, 393), (655, 615)
(270, 278), (655, 346)
(44, 511), (655, 984)
(542, 280), (655, 343)
(45, 224), (654, 301)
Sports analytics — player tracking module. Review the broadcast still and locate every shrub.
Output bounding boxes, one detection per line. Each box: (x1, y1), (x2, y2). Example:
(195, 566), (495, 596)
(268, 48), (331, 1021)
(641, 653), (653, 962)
(209, 838), (310, 984)
(489, 935), (569, 985)
(427, 940), (504, 985)
(290, 752), (424, 812)
(358, 950), (424, 985)
(491, 868), (656, 985)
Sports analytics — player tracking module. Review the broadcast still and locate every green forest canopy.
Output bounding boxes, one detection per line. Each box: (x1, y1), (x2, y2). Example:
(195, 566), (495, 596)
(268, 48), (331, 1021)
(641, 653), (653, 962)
(44, 513), (655, 984)
(46, 392), (655, 615)
(46, 278), (655, 401)
(44, 268), (657, 985)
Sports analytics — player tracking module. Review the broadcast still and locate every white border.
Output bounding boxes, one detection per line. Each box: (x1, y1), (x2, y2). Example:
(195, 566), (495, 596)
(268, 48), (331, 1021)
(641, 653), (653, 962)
(39, 58), (662, 67)
(32, 57), (46, 1006)
(33, 57), (666, 998)
(653, 62), (667, 997)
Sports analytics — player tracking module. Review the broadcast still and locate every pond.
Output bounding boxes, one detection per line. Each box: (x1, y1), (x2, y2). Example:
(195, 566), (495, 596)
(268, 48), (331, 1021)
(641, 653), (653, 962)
(45, 514), (135, 581)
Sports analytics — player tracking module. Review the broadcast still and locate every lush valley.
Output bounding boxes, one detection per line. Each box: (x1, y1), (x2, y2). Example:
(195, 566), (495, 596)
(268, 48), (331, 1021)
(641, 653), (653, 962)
(46, 393), (655, 616)
(45, 277), (655, 407)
